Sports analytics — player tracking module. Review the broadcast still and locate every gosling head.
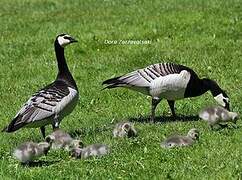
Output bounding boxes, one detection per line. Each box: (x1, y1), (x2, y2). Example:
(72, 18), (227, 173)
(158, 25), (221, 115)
(122, 122), (137, 138)
(56, 33), (78, 48)
(70, 140), (84, 149)
(38, 142), (51, 155)
(45, 135), (55, 143)
(187, 128), (199, 141)
(70, 148), (82, 158)
(228, 112), (239, 123)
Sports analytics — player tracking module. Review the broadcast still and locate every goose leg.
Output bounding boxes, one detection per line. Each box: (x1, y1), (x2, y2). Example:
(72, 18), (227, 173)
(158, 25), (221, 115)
(167, 100), (176, 117)
(52, 116), (60, 130)
(40, 126), (46, 138)
(151, 98), (161, 123)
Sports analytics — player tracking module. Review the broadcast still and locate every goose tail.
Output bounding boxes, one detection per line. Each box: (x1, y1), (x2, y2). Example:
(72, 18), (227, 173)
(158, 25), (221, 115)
(2, 115), (23, 133)
(102, 76), (124, 89)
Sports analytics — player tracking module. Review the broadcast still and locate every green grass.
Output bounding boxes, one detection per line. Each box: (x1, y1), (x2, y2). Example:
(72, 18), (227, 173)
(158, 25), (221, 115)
(0, 0), (242, 179)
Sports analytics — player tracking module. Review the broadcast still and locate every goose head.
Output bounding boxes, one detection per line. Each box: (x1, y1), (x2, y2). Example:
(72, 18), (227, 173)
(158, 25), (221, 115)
(213, 91), (230, 111)
(122, 122), (137, 138)
(187, 128), (199, 140)
(71, 147), (83, 158)
(38, 142), (51, 155)
(201, 78), (230, 111)
(56, 33), (78, 48)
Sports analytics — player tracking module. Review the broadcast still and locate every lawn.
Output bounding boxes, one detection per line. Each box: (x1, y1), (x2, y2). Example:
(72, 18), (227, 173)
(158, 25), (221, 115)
(0, 0), (242, 179)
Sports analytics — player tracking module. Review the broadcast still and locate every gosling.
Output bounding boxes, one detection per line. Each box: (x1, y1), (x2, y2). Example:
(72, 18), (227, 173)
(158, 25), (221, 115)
(199, 106), (238, 129)
(45, 129), (83, 151)
(13, 141), (50, 164)
(161, 128), (199, 148)
(71, 144), (110, 159)
(113, 122), (137, 138)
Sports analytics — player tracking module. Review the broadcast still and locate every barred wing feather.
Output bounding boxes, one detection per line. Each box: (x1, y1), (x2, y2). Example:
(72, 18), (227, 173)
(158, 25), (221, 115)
(102, 62), (191, 89)
(4, 81), (70, 132)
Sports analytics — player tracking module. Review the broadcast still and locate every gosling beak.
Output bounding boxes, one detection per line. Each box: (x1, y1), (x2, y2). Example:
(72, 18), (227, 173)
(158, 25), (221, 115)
(195, 134), (199, 140)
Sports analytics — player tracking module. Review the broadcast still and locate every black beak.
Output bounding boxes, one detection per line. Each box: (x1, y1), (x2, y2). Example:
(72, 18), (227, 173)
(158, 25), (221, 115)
(44, 150), (49, 155)
(195, 134), (199, 140)
(225, 103), (230, 111)
(70, 37), (78, 43)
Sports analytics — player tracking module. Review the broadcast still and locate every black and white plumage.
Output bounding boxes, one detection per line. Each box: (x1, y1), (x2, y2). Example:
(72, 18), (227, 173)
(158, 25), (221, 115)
(102, 62), (230, 122)
(160, 128), (199, 148)
(3, 34), (79, 138)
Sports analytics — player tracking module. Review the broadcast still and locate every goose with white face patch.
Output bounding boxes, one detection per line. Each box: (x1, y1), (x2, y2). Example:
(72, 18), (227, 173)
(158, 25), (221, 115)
(102, 62), (230, 122)
(2, 34), (79, 138)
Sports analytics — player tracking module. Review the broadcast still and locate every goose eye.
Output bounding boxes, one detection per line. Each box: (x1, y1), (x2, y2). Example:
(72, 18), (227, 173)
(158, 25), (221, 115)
(223, 98), (229, 103)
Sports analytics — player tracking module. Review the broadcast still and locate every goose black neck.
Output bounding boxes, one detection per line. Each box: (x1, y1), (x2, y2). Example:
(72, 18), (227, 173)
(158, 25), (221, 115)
(184, 75), (210, 98)
(54, 40), (77, 89)
(55, 41), (69, 74)
(202, 78), (223, 97)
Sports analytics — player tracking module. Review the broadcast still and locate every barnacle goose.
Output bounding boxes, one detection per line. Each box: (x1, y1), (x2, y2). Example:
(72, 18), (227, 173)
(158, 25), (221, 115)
(199, 106), (238, 129)
(102, 62), (230, 122)
(113, 121), (137, 138)
(160, 128), (199, 148)
(2, 34), (79, 138)
(45, 129), (83, 150)
(13, 141), (51, 163)
(71, 144), (110, 159)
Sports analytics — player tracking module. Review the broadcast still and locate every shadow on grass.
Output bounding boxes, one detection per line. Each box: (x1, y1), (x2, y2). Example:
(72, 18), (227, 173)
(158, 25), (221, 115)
(213, 123), (240, 131)
(69, 125), (112, 138)
(128, 115), (200, 123)
(22, 160), (60, 168)
(69, 115), (201, 137)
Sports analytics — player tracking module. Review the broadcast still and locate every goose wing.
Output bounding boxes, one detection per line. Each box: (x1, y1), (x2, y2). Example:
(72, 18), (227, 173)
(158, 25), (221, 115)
(3, 80), (70, 132)
(102, 62), (193, 89)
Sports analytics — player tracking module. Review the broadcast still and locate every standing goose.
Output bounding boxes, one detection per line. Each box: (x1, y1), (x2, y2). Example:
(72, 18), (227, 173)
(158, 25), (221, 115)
(102, 62), (230, 122)
(2, 34), (79, 138)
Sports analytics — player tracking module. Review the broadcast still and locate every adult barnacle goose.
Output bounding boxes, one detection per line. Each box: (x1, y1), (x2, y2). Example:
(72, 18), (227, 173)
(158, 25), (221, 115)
(102, 62), (230, 122)
(2, 34), (79, 138)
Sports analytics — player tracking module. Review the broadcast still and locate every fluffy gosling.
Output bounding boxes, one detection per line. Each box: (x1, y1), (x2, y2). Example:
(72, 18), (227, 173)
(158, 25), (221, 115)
(71, 144), (110, 159)
(45, 129), (83, 150)
(199, 106), (239, 129)
(13, 141), (50, 164)
(113, 122), (137, 138)
(161, 128), (199, 148)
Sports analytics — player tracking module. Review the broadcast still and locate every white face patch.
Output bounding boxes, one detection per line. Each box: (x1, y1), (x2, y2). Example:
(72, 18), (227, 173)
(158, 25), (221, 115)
(214, 93), (229, 107)
(57, 35), (71, 47)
